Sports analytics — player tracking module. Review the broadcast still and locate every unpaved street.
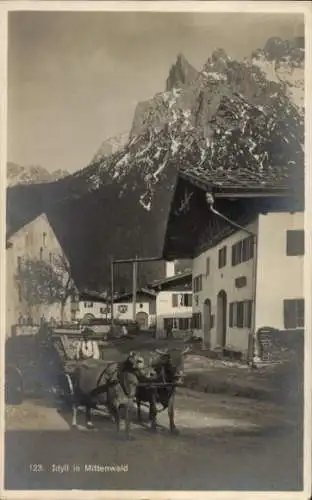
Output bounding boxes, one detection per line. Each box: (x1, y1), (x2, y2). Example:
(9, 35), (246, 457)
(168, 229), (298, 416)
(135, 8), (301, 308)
(5, 387), (302, 491)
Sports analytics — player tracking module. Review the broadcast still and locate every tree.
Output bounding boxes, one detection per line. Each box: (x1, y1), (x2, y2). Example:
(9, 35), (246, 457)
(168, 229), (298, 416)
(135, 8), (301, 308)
(15, 253), (76, 323)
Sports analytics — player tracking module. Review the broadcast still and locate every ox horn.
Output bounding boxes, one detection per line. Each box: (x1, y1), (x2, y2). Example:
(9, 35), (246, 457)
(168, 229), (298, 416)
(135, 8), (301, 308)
(155, 348), (168, 355)
(182, 346), (191, 354)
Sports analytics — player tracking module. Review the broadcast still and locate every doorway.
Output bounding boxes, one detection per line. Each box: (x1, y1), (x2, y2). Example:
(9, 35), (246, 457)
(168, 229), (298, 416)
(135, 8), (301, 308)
(216, 290), (227, 348)
(203, 299), (212, 348)
(136, 311), (149, 330)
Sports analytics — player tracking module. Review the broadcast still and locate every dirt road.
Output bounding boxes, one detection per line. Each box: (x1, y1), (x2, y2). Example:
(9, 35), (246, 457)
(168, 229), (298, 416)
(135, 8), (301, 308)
(5, 387), (302, 491)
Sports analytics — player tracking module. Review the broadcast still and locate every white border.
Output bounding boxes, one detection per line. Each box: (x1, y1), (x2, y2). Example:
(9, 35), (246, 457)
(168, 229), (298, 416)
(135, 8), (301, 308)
(0, 2), (311, 500)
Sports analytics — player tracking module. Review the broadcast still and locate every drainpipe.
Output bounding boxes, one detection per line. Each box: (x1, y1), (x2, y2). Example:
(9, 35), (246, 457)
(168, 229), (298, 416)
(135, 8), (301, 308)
(110, 258), (114, 329)
(132, 257), (138, 322)
(205, 193), (258, 366)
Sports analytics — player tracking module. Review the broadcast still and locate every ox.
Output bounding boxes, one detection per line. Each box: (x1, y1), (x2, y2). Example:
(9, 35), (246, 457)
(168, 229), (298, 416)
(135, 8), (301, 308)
(136, 346), (190, 434)
(68, 351), (153, 439)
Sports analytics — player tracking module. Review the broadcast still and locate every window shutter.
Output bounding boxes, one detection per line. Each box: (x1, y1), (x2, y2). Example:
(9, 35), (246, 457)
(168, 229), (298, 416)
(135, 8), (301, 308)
(223, 246), (227, 267)
(229, 303), (233, 327)
(286, 230), (304, 256)
(244, 300), (252, 328)
(249, 236), (254, 259)
(172, 294), (178, 307)
(242, 238), (247, 262)
(185, 294), (192, 307)
(232, 245), (236, 266)
(237, 302), (244, 328)
(283, 300), (296, 329)
(297, 299), (304, 327)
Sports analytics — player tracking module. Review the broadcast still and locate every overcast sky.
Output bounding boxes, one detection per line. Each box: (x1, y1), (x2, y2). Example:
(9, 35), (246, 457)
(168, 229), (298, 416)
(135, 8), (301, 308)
(8, 11), (304, 174)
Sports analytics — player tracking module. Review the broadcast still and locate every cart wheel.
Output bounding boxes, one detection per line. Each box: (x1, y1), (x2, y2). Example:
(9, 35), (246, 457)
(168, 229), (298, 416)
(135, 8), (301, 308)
(5, 365), (24, 405)
(58, 373), (75, 409)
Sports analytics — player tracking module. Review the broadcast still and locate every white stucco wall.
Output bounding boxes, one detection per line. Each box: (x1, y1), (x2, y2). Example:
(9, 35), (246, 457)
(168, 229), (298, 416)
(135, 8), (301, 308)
(113, 301), (152, 326)
(255, 212), (304, 331)
(6, 213), (73, 336)
(192, 220), (258, 353)
(156, 290), (193, 330)
(76, 299), (155, 328)
(76, 301), (110, 320)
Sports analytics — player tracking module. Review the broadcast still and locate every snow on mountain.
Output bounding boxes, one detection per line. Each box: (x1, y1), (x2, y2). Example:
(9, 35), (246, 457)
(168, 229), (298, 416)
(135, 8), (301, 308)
(251, 36), (304, 113)
(7, 36), (304, 291)
(85, 39), (303, 213)
(91, 132), (129, 163)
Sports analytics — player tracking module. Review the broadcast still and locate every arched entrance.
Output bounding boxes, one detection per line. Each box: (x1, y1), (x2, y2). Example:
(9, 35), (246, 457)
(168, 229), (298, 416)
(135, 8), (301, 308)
(82, 313), (95, 325)
(203, 299), (212, 347)
(136, 311), (149, 330)
(216, 290), (227, 348)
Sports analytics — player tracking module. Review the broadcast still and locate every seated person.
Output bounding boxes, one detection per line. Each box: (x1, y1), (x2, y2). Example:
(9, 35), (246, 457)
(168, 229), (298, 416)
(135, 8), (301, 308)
(76, 327), (100, 361)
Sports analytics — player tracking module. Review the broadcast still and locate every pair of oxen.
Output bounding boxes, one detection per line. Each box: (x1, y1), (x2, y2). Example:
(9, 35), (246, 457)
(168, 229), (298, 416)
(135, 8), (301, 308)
(66, 347), (190, 439)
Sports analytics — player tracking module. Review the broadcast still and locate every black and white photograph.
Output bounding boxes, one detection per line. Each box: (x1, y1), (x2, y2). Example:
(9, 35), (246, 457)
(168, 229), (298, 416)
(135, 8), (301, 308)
(1, 1), (311, 497)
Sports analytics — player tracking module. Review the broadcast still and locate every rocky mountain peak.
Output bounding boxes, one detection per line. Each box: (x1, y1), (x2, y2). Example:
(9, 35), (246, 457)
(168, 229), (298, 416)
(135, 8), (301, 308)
(8, 35), (304, 291)
(251, 36), (304, 113)
(91, 132), (129, 164)
(6, 162), (69, 187)
(166, 53), (199, 91)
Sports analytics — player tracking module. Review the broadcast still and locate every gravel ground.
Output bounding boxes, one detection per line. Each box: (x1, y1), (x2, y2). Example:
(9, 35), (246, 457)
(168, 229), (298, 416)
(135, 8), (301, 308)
(4, 387), (302, 491)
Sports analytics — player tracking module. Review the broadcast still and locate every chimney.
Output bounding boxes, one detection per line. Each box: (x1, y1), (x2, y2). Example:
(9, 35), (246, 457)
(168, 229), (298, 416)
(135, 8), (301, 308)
(165, 261), (175, 278)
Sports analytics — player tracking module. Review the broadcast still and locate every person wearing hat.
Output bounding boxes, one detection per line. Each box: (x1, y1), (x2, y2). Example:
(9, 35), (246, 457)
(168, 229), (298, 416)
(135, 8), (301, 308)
(75, 327), (100, 361)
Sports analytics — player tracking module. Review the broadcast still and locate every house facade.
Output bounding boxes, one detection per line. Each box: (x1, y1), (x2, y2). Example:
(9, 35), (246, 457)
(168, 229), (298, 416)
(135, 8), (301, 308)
(192, 212), (304, 353)
(76, 300), (110, 321)
(162, 172), (304, 357)
(113, 289), (157, 329)
(149, 272), (193, 332)
(6, 213), (75, 336)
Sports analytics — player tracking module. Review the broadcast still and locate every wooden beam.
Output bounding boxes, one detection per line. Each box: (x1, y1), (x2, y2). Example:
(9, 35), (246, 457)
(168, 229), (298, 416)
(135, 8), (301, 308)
(113, 256), (162, 264)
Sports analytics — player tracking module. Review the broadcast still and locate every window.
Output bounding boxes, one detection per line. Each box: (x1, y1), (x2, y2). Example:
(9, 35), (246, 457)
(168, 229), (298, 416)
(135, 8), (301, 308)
(236, 302), (244, 328)
(39, 247), (43, 260)
(49, 252), (52, 264)
(183, 293), (192, 307)
(17, 256), (21, 271)
(229, 300), (252, 328)
(193, 275), (203, 293)
(43, 232), (47, 247)
(84, 302), (93, 308)
(205, 257), (210, 276)
(284, 299), (304, 328)
(232, 236), (254, 266)
(235, 276), (247, 288)
(218, 246), (227, 269)
(286, 230), (304, 256)
(164, 318), (174, 331)
(18, 283), (22, 303)
(192, 312), (202, 329)
(172, 293), (193, 307)
(178, 318), (192, 330)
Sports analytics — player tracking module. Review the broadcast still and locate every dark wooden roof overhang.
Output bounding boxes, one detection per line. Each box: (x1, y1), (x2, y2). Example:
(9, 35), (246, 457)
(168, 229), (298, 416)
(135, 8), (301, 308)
(163, 171), (298, 261)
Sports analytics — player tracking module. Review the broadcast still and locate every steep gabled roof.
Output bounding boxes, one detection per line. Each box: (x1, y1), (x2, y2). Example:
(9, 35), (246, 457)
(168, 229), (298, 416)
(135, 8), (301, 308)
(148, 271), (192, 291)
(114, 287), (157, 303)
